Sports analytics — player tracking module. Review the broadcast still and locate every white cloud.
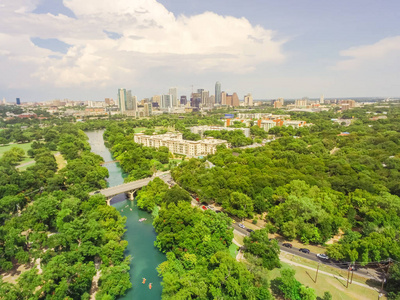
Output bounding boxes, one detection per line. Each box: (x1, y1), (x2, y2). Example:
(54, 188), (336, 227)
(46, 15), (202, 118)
(333, 36), (400, 71)
(0, 0), (286, 90)
(330, 36), (400, 97)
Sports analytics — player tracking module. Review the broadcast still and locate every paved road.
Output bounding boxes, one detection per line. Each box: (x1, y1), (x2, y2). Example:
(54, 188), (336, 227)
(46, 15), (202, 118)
(280, 254), (381, 291)
(231, 225), (381, 281)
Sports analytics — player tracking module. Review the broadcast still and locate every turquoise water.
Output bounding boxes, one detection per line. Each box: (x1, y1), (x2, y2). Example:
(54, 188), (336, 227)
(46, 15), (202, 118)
(86, 130), (165, 299)
(113, 197), (165, 299)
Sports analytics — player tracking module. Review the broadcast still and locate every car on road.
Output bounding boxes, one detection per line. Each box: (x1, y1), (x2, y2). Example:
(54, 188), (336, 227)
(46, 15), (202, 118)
(207, 206), (214, 210)
(317, 253), (329, 260)
(201, 206), (207, 210)
(282, 243), (293, 248)
(238, 223), (246, 229)
(231, 220), (236, 223)
(94, 191), (100, 194)
(246, 228), (254, 233)
(299, 248), (310, 254)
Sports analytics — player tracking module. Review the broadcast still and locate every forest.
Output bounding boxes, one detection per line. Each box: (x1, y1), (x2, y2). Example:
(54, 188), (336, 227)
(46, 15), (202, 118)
(1, 103), (400, 299)
(0, 121), (131, 299)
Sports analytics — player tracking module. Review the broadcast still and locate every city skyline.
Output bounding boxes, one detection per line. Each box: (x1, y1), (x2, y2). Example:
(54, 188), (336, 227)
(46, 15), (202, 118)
(1, 0), (399, 102)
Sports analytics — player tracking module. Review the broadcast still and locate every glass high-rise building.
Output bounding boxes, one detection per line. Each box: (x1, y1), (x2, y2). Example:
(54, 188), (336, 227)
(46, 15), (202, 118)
(169, 87), (178, 107)
(16, 98), (21, 105)
(118, 88), (137, 114)
(215, 82), (221, 104)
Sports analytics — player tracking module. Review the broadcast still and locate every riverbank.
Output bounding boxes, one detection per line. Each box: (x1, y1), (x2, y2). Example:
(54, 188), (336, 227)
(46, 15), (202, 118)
(86, 130), (165, 300)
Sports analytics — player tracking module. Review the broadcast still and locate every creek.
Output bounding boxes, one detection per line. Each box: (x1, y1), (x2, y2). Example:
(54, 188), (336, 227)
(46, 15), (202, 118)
(86, 130), (165, 300)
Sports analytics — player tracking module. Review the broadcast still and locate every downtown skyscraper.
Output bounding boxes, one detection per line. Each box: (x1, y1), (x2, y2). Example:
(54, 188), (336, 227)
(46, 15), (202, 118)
(215, 81), (221, 105)
(118, 88), (137, 116)
(169, 87), (178, 107)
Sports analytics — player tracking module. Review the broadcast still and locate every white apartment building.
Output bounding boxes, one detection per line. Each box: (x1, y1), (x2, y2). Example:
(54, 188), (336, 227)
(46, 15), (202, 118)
(259, 120), (276, 131)
(237, 113), (272, 119)
(134, 132), (229, 157)
(190, 125), (251, 138)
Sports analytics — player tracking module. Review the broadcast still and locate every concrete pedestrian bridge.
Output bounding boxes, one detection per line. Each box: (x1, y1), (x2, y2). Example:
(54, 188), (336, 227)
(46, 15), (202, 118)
(89, 171), (170, 205)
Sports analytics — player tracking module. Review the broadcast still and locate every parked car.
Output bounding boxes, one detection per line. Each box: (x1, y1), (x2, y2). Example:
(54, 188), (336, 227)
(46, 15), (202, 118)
(299, 248), (310, 254)
(202, 206), (207, 210)
(94, 191), (100, 194)
(246, 228), (254, 233)
(282, 243), (293, 248)
(317, 253), (329, 260)
(207, 206), (214, 210)
(238, 223), (246, 229)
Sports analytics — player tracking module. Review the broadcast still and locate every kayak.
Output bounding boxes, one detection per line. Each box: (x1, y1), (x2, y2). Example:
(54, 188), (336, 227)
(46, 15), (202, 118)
(139, 218), (147, 222)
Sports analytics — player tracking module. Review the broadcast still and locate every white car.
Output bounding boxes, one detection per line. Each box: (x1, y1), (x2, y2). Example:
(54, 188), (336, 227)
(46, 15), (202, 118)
(238, 223), (246, 229)
(317, 253), (329, 260)
(207, 206), (214, 211)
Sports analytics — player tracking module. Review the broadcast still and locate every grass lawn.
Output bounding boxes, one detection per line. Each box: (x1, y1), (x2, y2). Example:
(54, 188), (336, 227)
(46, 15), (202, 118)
(133, 127), (147, 133)
(233, 233), (244, 245)
(279, 252), (381, 288)
(1, 142), (35, 167)
(0, 142), (33, 157)
(229, 243), (239, 258)
(54, 152), (67, 171)
(269, 262), (385, 300)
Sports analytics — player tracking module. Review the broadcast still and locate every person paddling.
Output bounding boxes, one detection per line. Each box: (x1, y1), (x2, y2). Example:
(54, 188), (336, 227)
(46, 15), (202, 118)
(149, 283), (152, 289)
(142, 278), (146, 284)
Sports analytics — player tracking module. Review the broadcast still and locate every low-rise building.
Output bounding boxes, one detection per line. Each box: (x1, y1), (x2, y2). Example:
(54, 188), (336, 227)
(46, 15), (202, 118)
(190, 125), (250, 138)
(134, 132), (229, 157)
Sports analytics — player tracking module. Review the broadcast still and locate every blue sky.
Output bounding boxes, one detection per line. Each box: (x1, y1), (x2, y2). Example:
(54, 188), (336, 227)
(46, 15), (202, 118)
(0, 0), (399, 102)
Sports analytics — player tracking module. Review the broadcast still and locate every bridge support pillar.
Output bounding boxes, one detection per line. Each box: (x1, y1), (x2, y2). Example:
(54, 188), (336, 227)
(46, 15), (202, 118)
(106, 198), (111, 206)
(127, 191), (135, 201)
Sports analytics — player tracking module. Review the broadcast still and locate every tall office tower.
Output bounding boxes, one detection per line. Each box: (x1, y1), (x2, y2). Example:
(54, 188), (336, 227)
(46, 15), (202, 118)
(191, 92), (201, 107)
(2, 97), (6, 104)
(201, 90), (209, 106)
(226, 94), (233, 106)
(232, 93), (240, 107)
(16, 98), (21, 105)
(197, 89), (204, 94)
(169, 87), (178, 107)
(126, 90), (133, 110)
(144, 103), (152, 116)
(180, 96), (187, 105)
(132, 95), (138, 111)
(152, 95), (161, 107)
(105, 98), (111, 105)
(244, 93), (253, 106)
(320, 94), (324, 104)
(215, 81), (221, 104)
(221, 91), (227, 105)
(118, 88), (127, 113)
(208, 95), (215, 107)
(161, 94), (172, 109)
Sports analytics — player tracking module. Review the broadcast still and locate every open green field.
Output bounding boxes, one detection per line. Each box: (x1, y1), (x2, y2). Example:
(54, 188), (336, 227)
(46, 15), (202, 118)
(229, 243), (239, 258)
(0, 142), (33, 157)
(133, 127), (147, 133)
(279, 251), (381, 288)
(55, 152), (67, 171)
(1, 142), (35, 166)
(269, 262), (385, 300)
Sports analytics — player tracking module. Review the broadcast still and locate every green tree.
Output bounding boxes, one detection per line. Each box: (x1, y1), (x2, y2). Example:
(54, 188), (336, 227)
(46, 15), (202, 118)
(223, 192), (254, 219)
